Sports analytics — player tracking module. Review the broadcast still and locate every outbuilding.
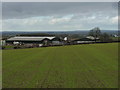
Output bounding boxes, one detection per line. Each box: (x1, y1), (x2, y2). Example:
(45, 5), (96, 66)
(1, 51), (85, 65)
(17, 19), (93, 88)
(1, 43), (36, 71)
(6, 36), (66, 47)
(71, 38), (95, 44)
(51, 37), (64, 46)
(6, 36), (55, 47)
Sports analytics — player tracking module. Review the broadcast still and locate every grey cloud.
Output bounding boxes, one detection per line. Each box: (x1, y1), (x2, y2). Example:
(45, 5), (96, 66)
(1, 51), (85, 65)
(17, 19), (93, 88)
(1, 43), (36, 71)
(2, 2), (118, 31)
(2, 2), (118, 19)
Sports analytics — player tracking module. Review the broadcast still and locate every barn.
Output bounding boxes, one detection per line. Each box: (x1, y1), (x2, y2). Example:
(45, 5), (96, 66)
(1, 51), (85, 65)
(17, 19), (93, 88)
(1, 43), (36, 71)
(51, 37), (64, 46)
(6, 36), (65, 47)
(71, 38), (95, 44)
(6, 36), (54, 46)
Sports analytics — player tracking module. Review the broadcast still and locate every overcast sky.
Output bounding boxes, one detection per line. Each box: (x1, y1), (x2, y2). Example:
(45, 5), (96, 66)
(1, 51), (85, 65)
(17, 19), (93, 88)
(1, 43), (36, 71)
(1, 2), (118, 31)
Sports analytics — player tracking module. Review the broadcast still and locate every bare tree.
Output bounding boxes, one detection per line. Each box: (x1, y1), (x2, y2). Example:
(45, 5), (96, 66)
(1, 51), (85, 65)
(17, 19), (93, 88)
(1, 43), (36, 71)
(89, 27), (101, 42)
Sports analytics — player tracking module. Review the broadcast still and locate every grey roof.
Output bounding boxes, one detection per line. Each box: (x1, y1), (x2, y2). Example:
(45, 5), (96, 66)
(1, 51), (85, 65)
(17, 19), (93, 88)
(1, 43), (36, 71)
(7, 36), (55, 41)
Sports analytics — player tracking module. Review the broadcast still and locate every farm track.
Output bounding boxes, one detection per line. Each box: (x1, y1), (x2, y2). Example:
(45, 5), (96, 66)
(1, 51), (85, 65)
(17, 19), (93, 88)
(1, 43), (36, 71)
(2, 43), (118, 88)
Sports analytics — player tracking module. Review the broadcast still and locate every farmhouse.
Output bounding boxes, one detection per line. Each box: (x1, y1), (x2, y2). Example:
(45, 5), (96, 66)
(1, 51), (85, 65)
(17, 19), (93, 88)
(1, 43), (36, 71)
(6, 36), (65, 47)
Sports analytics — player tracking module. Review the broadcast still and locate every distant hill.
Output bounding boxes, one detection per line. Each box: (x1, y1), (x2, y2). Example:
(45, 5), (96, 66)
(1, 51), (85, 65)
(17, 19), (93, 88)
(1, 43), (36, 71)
(1, 30), (119, 37)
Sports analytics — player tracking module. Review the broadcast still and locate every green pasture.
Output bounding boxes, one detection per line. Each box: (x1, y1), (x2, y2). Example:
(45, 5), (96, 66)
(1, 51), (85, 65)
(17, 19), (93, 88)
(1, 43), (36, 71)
(2, 43), (118, 88)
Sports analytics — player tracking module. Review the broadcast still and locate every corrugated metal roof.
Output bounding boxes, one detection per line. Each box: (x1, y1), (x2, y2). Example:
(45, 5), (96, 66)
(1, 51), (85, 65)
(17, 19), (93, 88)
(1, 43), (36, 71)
(7, 36), (55, 41)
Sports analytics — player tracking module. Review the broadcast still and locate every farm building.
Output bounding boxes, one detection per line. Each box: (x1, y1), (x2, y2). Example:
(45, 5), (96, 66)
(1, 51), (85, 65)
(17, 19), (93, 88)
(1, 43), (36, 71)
(86, 36), (100, 40)
(6, 36), (66, 47)
(71, 38), (95, 44)
(5, 35), (99, 48)
(51, 37), (66, 46)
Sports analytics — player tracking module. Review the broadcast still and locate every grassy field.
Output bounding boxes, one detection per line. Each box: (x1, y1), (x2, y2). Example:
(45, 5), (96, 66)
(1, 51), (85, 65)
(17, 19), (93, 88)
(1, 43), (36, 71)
(2, 43), (118, 88)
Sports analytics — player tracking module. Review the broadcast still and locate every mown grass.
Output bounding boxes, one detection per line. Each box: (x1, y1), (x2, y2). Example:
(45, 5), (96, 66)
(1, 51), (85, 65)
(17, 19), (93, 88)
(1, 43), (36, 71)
(2, 43), (118, 88)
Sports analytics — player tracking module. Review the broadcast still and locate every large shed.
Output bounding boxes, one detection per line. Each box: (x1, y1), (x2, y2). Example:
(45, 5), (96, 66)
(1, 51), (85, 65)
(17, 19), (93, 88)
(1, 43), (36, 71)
(71, 38), (95, 44)
(51, 37), (64, 46)
(6, 36), (54, 45)
(6, 36), (65, 46)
